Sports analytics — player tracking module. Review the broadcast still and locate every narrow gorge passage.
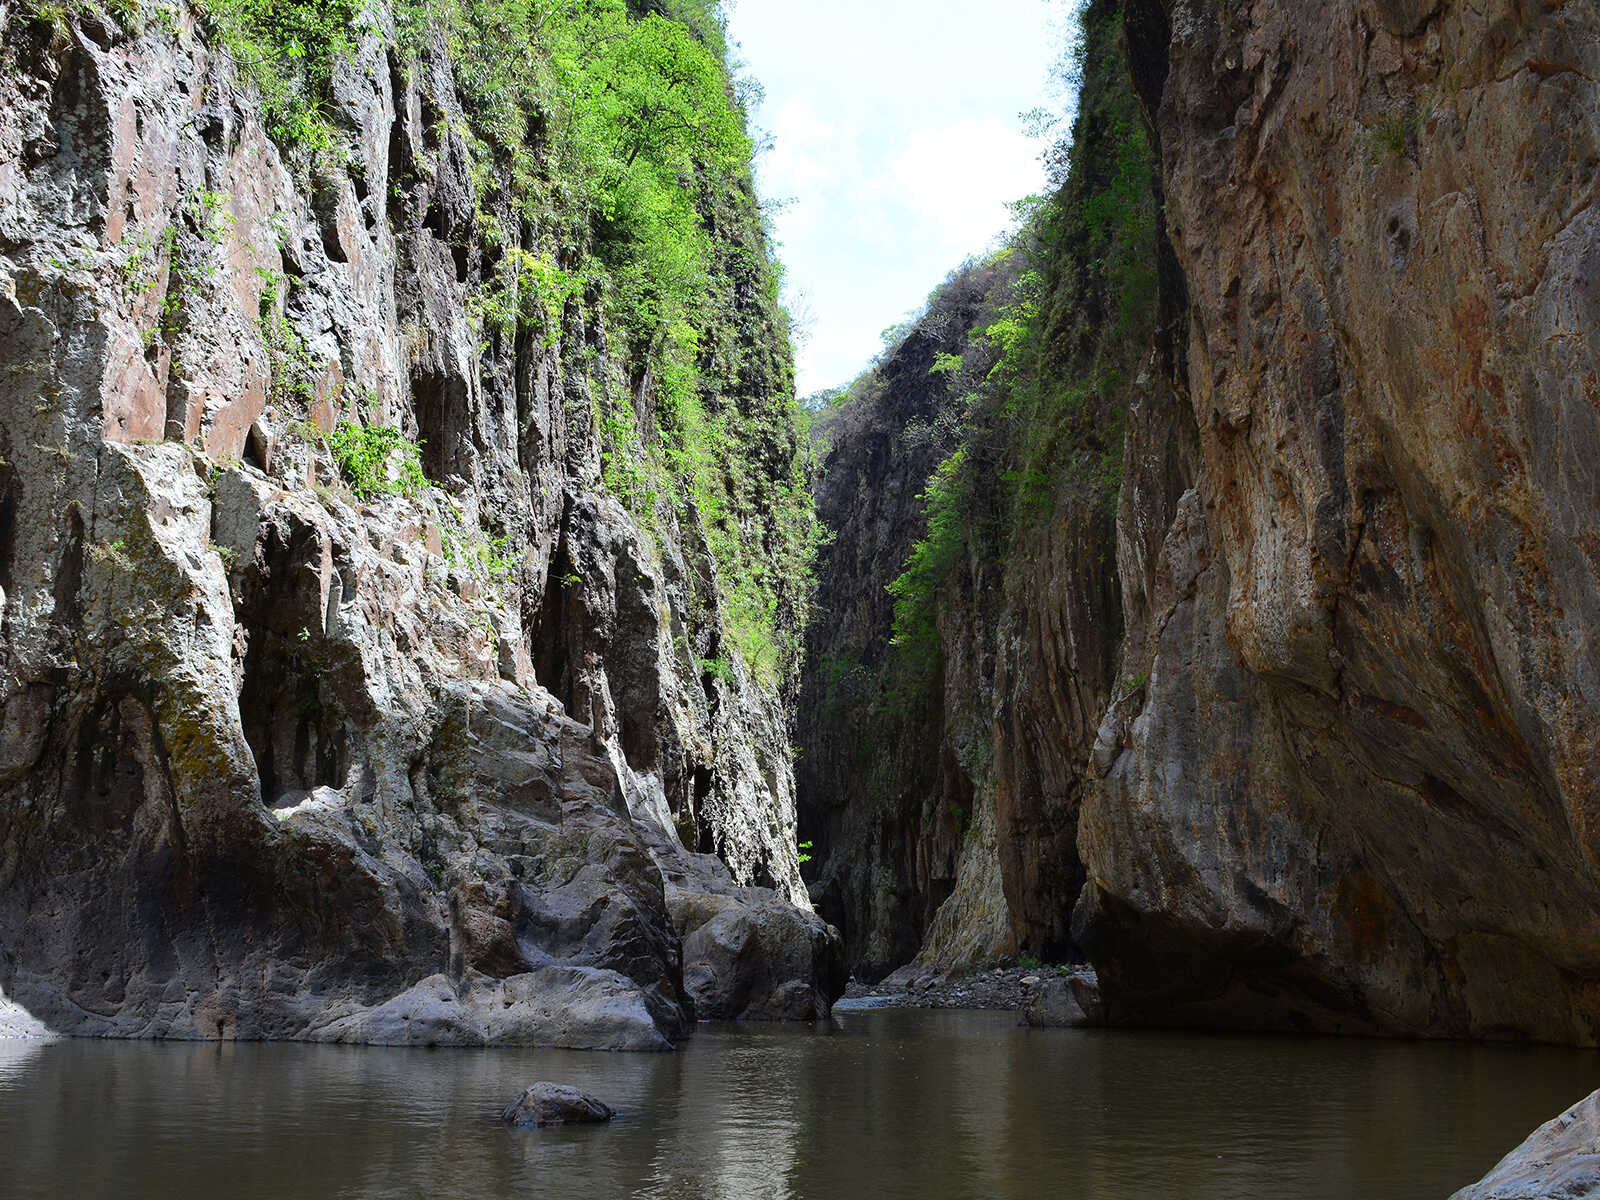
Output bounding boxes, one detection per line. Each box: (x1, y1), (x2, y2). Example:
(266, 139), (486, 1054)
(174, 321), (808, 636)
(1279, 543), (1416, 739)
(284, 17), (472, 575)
(2, 0), (1600, 1196)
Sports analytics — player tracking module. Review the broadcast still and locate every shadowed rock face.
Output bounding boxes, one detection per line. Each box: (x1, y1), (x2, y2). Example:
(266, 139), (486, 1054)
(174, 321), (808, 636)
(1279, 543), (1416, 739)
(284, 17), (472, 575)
(804, 0), (1600, 1047)
(0, 7), (839, 1046)
(795, 261), (1020, 980)
(794, 8), (1136, 982)
(1078, 0), (1600, 1041)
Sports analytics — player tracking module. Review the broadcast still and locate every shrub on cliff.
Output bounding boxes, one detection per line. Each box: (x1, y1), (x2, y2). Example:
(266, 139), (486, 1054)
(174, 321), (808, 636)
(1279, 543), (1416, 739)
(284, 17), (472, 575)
(883, 0), (1156, 663)
(177, 0), (816, 691)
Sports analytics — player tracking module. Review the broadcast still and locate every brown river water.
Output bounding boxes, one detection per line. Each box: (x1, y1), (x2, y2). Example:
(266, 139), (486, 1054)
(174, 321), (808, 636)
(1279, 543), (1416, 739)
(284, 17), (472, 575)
(1, 1006), (1594, 1199)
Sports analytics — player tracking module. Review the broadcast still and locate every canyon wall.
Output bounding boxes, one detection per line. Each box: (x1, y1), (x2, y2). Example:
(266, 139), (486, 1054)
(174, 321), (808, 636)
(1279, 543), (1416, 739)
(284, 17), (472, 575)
(797, 260), (1016, 977)
(806, 0), (1600, 1043)
(1080, 0), (1600, 1041)
(798, 1), (1145, 978)
(0, 0), (841, 1045)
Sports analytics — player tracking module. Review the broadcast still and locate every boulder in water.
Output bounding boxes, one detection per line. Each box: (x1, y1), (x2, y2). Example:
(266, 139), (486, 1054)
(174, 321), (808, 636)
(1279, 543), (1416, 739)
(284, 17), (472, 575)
(501, 1083), (615, 1128)
(1025, 971), (1105, 1028)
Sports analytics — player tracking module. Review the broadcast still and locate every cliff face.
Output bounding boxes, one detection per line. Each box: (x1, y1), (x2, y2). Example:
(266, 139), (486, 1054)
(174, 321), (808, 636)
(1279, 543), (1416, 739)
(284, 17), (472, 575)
(798, 1), (1146, 980)
(0, 1), (841, 1045)
(796, 262), (1012, 977)
(1079, 0), (1600, 1041)
(808, 0), (1600, 1043)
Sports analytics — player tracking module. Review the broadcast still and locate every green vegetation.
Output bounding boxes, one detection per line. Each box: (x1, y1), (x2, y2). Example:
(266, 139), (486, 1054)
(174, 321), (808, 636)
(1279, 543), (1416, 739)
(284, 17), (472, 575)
(804, 0), (1155, 814)
(438, 509), (522, 600)
(883, 0), (1155, 666)
(196, 0), (366, 150)
(885, 446), (972, 670)
(327, 421), (428, 500)
(1365, 111), (1418, 162)
(156, 0), (817, 689)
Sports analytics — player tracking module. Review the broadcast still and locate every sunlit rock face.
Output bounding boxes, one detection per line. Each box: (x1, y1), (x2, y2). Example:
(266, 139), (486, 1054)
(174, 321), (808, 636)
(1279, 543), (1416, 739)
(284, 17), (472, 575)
(0, 6), (838, 1046)
(1449, 1089), (1600, 1200)
(1078, 0), (1600, 1041)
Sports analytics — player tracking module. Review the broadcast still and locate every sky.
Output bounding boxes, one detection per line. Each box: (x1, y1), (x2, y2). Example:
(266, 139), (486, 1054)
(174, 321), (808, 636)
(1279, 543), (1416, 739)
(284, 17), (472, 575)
(725, 0), (1074, 396)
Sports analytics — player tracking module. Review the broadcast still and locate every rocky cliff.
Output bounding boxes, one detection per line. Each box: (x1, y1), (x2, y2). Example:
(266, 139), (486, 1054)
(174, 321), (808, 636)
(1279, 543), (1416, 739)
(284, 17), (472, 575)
(799, 0), (1148, 981)
(1081, 0), (1600, 1042)
(806, 0), (1600, 1044)
(796, 258), (1015, 977)
(0, 0), (841, 1046)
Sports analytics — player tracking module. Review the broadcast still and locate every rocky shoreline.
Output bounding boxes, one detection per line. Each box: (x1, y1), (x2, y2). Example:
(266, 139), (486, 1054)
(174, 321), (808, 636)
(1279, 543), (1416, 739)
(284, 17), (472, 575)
(839, 963), (1094, 1015)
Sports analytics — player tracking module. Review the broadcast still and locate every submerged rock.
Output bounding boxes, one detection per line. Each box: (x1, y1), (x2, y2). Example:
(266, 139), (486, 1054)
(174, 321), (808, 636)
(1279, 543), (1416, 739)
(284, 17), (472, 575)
(501, 1083), (615, 1128)
(1449, 1091), (1600, 1199)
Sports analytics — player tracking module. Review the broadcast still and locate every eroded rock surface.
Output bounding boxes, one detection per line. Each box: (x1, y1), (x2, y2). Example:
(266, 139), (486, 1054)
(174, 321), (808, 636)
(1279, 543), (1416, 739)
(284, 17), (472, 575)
(0, 5), (838, 1046)
(1449, 1091), (1600, 1200)
(671, 867), (845, 1022)
(804, 0), (1600, 1047)
(1024, 971), (1104, 1029)
(1078, 0), (1600, 1041)
(796, 263), (1017, 979)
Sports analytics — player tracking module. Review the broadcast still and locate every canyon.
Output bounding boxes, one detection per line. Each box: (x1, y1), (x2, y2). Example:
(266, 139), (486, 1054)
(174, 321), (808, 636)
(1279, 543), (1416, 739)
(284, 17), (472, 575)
(5, 0), (1600, 1192)
(1, 2), (1599, 1189)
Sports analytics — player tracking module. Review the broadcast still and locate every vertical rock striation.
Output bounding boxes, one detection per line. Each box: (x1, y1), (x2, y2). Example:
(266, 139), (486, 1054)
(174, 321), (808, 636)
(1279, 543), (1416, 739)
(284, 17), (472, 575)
(806, 0), (1600, 1046)
(796, 262), (1010, 977)
(1080, 0), (1600, 1042)
(0, 2), (839, 1045)
(798, 0), (1144, 980)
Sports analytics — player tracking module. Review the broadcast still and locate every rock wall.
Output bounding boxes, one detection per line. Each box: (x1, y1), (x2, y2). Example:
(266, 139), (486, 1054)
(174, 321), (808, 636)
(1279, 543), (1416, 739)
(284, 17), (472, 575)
(796, 261), (1010, 978)
(0, 2), (840, 1045)
(797, 2), (1141, 980)
(1078, 0), (1600, 1042)
(807, 0), (1600, 1046)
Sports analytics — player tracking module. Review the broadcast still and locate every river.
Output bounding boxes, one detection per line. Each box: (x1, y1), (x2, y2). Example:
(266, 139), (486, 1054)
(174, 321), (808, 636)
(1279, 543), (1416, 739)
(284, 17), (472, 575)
(2, 1007), (1593, 1198)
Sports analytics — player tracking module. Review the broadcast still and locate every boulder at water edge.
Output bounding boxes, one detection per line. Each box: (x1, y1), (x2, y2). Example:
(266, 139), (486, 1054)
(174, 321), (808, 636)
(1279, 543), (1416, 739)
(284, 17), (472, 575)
(1025, 971), (1105, 1029)
(1449, 1090), (1600, 1199)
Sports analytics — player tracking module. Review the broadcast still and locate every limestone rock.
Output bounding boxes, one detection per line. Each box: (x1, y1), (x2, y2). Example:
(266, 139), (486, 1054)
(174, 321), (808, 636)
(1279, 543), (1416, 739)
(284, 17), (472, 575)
(1024, 971), (1104, 1029)
(795, 260), (1032, 979)
(314, 970), (673, 1053)
(801, 0), (1600, 1047)
(0, 2), (826, 1049)
(1449, 1091), (1600, 1200)
(0, 986), (54, 1040)
(671, 880), (845, 1022)
(1075, 0), (1600, 1042)
(501, 1083), (615, 1128)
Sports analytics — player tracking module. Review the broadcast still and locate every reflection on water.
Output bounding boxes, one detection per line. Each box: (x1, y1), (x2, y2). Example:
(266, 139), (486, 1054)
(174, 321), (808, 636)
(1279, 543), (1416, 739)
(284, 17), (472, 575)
(1, 1008), (1595, 1199)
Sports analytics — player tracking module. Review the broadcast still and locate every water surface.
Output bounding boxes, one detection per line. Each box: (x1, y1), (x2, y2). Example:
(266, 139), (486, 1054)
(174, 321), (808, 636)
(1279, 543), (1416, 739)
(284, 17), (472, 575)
(2, 1008), (1594, 1199)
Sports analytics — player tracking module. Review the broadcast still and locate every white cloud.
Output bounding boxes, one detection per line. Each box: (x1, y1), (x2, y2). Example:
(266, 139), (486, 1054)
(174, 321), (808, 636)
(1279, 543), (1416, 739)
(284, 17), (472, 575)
(892, 119), (1041, 259)
(763, 99), (841, 198)
(729, 0), (1071, 394)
